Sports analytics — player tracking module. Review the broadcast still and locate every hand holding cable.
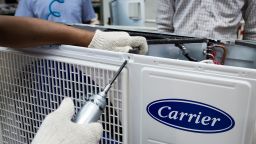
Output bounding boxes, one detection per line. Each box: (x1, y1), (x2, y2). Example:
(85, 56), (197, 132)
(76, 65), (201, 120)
(89, 30), (148, 54)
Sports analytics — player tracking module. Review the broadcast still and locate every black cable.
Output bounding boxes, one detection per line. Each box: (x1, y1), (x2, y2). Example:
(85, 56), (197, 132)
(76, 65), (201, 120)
(184, 54), (198, 62)
(147, 38), (206, 44)
(104, 29), (207, 44)
(175, 44), (198, 62)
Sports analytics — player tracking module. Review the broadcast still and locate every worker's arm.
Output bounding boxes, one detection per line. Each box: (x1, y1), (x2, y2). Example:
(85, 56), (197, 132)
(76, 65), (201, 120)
(0, 16), (148, 54)
(243, 0), (256, 40)
(156, 0), (175, 32)
(0, 16), (94, 48)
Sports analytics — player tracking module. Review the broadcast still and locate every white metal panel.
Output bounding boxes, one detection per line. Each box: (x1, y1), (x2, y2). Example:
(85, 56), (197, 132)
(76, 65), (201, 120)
(141, 68), (251, 144)
(128, 55), (256, 144)
(0, 46), (256, 144)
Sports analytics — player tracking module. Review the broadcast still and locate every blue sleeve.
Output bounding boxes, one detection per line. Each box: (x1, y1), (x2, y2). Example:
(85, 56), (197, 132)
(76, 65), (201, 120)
(15, 0), (34, 17)
(82, 0), (96, 22)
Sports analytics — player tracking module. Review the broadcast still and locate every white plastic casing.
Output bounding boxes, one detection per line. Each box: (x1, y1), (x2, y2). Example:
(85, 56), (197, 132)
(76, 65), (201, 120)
(0, 45), (256, 144)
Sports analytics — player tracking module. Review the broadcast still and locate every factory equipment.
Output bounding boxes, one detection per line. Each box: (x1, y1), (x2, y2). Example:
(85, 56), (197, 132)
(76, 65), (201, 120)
(0, 25), (256, 144)
(0, 3), (16, 15)
(109, 0), (145, 26)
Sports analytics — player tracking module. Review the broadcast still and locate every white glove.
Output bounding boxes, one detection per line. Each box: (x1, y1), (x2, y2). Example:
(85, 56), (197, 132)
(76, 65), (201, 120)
(89, 30), (148, 54)
(31, 98), (103, 144)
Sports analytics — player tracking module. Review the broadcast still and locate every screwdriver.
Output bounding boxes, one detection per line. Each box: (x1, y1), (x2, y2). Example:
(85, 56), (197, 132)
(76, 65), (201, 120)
(74, 60), (128, 124)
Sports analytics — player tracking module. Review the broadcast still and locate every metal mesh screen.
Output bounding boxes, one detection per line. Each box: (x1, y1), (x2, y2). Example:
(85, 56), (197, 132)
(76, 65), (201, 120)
(0, 50), (125, 144)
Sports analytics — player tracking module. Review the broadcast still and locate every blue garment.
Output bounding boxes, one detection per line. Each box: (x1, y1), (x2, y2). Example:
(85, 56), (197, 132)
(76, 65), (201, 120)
(15, 0), (96, 24)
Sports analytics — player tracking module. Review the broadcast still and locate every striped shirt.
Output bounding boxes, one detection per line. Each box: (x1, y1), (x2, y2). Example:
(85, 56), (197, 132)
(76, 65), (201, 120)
(156, 0), (256, 40)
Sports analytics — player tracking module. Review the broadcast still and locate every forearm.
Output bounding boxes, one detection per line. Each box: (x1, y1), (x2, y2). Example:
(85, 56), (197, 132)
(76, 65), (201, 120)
(0, 16), (94, 48)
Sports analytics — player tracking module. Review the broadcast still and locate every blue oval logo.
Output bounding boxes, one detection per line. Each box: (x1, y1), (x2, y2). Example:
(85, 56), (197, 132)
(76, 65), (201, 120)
(147, 99), (235, 133)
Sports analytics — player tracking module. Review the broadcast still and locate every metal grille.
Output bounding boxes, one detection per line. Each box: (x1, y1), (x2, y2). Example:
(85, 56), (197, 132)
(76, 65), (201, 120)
(0, 50), (125, 144)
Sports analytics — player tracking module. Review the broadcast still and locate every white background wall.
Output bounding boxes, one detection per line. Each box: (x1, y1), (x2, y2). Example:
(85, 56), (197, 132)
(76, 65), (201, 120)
(103, 0), (157, 28)
(103, 0), (111, 25)
(144, 0), (157, 27)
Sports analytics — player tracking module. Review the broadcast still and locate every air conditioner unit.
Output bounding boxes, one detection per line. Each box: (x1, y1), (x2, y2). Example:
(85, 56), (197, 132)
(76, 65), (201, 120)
(0, 28), (256, 144)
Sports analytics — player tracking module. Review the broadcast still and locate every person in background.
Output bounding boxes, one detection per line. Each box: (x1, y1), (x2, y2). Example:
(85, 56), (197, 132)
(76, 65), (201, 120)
(156, 0), (256, 40)
(15, 0), (97, 24)
(0, 15), (148, 143)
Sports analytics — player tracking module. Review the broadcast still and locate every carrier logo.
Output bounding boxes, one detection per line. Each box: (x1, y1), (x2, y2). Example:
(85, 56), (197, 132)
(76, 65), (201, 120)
(146, 99), (235, 133)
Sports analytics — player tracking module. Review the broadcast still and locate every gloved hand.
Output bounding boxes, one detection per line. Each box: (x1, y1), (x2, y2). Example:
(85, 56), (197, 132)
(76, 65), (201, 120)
(31, 98), (103, 144)
(89, 30), (148, 54)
